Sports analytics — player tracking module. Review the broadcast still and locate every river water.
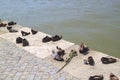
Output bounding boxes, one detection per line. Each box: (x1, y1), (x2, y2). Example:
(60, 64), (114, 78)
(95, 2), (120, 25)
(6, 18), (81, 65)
(0, 0), (120, 58)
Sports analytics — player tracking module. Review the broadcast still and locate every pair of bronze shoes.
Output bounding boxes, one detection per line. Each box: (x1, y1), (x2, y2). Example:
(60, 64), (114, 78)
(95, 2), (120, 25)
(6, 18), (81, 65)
(0, 23), (7, 27)
(16, 37), (29, 47)
(21, 29), (38, 36)
(101, 57), (117, 64)
(7, 26), (18, 33)
(8, 21), (16, 26)
(89, 75), (104, 80)
(85, 56), (95, 66)
(42, 35), (62, 43)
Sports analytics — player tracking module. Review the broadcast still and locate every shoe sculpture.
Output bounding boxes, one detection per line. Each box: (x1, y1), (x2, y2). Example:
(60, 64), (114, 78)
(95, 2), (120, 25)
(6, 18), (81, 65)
(22, 39), (29, 46)
(31, 29), (38, 35)
(21, 31), (30, 36)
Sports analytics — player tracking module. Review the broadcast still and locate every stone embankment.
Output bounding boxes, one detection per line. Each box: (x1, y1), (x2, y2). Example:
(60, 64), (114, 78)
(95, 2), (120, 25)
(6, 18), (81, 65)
(0, 21), (120, 80)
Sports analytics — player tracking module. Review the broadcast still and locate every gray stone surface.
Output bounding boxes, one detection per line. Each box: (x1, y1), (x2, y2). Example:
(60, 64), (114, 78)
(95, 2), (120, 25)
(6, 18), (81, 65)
(0, 38), (79, 80)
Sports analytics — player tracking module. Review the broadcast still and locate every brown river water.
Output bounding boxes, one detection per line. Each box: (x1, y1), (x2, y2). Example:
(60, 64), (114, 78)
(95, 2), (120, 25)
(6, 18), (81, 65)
(0, 0), (120, 58)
